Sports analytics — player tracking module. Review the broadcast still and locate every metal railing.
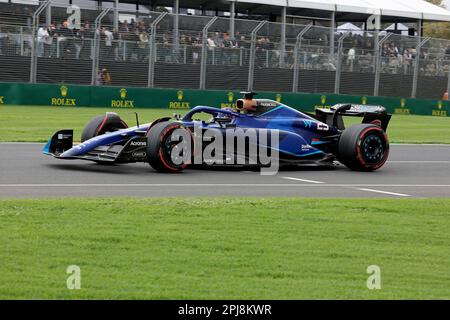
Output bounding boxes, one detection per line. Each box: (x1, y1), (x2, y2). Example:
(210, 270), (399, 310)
(1, 5), (450, 100)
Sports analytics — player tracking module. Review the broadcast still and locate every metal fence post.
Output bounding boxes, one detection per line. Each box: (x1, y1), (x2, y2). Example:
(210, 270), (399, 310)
(239, 48), (243, 67)
(91, 8), (111, 85)
(45, 2), (51, 26)
(373, 33), (393, 97)
(292, 24), (312, 93)
(446, 57), (450, 99)
(334, 32), (349, 94)
(229, 0), (235, 39)
(411, 37), (430, 98)
(20, 27), (24, 56)
(29, 0), (51, 83)
(173, 0), (179, 50)
(330, 12), (336, 56)
(147, 12), (167, 88)
(199, 16), (218, 90)
(279, 6), (287, 68)
(248, 21), (267, 92)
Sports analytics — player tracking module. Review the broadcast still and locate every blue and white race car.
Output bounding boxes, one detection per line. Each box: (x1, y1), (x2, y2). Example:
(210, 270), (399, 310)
(43, 92), (391, 172)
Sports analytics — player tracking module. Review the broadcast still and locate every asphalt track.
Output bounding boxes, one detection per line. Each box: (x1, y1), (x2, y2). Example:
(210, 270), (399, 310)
(0, 143), (449, 198)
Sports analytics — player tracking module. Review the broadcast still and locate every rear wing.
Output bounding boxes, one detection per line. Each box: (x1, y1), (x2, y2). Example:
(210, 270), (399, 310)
(312, 104), (392, 131)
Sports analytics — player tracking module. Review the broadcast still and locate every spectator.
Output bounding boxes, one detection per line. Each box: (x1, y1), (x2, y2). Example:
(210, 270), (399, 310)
(347, 46), (356, 71)
(73, 26), (84, 59)
(207, 35), (216, 48)
(104, 27), (113, 46)
(138, 30), (149, 61)
(57, 21), (73, 58)
(191, 38), (201, 64)
(120, 20), (129, 33)
(95, 69), (102, 85)
(101, 68), (112, 85)
(403, 49), (412, 74)
(425, 62), (436, 76)
(207, 35), (216, 64)
(37, 25), (50, 57)
(103, 27), (114, 60)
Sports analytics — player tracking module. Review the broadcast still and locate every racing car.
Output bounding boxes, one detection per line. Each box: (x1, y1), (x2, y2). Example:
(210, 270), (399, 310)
(43, 92), (391, 172)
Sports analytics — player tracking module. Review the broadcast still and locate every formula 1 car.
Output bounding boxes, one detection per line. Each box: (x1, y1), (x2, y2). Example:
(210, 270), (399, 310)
(43, 92), (391, 172)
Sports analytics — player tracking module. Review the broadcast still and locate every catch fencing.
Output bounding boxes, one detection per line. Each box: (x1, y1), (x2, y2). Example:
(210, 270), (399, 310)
(1, 1), (450, 100)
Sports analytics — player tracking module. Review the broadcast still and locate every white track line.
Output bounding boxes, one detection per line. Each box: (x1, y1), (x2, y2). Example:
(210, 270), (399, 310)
(387, 161), (450, 164)
(0, 142), (44, 145)
(0, 184), (449, 188)
(391, 143), (450, 146)
(283, 177), (325, 184)
(356, 188), (411, 197)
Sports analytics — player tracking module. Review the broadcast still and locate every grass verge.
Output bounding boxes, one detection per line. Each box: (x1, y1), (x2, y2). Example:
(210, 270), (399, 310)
(0, 105), (450, 143)
(0, 197), (449, 299)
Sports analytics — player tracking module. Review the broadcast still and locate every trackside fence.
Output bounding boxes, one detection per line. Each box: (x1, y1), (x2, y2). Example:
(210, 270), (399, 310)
(1, 3), (450, 100)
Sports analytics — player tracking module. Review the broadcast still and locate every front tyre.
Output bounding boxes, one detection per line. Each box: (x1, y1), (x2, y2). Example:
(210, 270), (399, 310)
(146, 122), (192, 173)
(338, 124), (389, 171)
(81, 112), (128, 142)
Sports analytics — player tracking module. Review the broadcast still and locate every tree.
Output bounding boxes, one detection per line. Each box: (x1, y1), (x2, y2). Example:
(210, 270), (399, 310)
(423, 0), (450, 39)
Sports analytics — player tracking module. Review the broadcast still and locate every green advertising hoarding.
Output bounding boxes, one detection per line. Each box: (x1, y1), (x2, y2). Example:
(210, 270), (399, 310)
(0, 82), (448, 117)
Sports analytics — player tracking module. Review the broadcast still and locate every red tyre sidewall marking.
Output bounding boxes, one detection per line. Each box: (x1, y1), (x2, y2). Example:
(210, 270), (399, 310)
(373, 132), (390, 170)
(95, 114), (109, 136)
(158, 149), (182, 172)
(158, 124), (190, 172)
(370, 119), (382, 127)
(356, 127), (389, 169)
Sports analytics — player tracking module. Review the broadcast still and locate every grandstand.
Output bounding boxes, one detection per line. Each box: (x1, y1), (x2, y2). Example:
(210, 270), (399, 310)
(1, 0), (450, 99)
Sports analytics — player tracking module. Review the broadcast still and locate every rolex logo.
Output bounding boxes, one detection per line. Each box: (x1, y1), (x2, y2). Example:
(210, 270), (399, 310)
(170, 90), (190, 109)
(320, 95), (326, 105)
(111, 88), (134, 108)
(400, 98), (406, 108)
(438, 101), (443, 110)
(275, 94), (282, 103)
(227, 92), (234, 103)
(60, 86), (68, 98)
(177, 90), (184, 101)
(361, 96), (367, 105)
(120, 88), (127, 100)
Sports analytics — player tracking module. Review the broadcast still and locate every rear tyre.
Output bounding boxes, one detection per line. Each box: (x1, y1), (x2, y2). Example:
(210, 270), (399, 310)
(338, 124), (389, 171)
(146, 122), (192, 173)
(81, 112), (128, 142)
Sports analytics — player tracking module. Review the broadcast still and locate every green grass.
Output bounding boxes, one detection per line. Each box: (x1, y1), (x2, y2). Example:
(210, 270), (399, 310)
(0, 105), (450, 143)
(0, 105), (179, 142)
(0, 197), (449, 299)
(344, 115), (450, 144)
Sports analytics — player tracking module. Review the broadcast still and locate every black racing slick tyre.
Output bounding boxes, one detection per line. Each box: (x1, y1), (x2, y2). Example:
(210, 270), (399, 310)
(146, 122), (192, 173)
(81, 112), (128, 142)
(338, 124), (389, 172)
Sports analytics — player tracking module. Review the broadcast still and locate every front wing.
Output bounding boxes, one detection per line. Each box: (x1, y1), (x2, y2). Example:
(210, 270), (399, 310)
(43, 129), (148, 163)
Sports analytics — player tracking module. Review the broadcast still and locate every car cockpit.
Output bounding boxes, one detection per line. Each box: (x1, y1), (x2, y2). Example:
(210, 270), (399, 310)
(234, 92), (280, 116)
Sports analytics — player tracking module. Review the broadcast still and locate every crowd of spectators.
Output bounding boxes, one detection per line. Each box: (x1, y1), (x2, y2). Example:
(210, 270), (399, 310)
(340, 33), (450, 77)
(2, 18), (450, 78)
